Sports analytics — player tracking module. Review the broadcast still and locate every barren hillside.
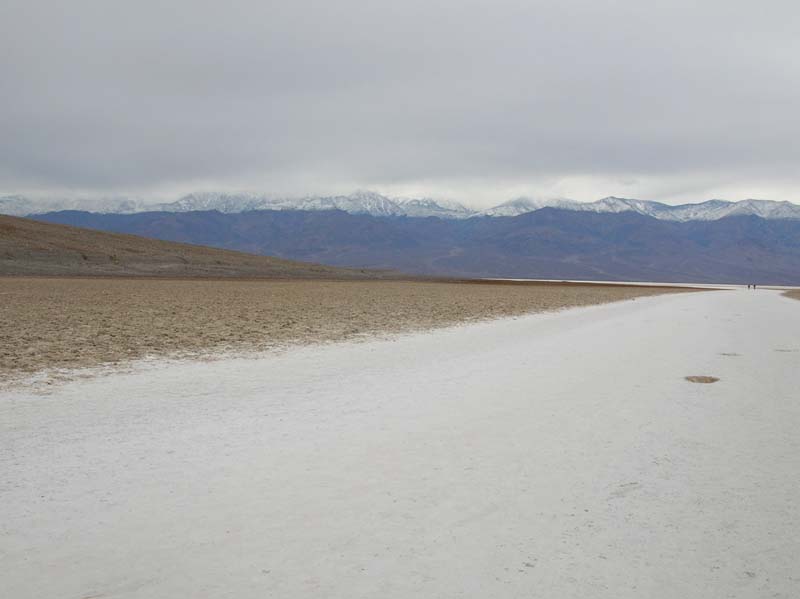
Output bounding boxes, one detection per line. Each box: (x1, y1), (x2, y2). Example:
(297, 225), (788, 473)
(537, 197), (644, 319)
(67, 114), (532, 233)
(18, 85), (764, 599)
(0, 215), (386, 279)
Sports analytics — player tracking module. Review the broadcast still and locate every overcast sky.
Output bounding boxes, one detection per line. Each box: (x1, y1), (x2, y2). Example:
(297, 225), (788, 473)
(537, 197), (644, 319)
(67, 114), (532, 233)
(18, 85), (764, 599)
(2, 0), (800, 207)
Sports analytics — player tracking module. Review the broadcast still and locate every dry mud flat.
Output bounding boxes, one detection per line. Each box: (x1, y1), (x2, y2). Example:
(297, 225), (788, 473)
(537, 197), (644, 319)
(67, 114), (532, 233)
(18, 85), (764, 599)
(0, 277), (688, 382)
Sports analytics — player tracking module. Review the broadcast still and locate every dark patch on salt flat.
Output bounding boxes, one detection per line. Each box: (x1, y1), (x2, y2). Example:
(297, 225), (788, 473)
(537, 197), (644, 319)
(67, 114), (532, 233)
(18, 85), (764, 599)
(685, 375), (720, 384)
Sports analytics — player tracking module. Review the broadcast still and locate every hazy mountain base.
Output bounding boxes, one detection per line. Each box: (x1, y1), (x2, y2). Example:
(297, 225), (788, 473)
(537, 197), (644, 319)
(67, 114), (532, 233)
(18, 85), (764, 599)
(0, 278), (693, 386)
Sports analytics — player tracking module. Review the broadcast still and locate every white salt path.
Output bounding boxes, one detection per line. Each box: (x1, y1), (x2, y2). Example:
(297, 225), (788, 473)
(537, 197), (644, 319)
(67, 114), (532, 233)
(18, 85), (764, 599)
(2, 289), (799, 598)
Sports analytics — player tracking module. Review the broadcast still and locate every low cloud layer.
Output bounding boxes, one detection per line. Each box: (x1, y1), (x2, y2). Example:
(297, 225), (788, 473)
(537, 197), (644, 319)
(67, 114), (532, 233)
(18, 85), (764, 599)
(2, 0), (799, 206)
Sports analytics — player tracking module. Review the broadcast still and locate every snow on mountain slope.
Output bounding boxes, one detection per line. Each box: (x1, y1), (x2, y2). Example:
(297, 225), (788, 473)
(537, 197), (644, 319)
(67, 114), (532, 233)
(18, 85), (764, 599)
(3, 191), (800, 221)
(723, 199), (800, 219)
(2, 191), (467, 219)
(577, 197), (670, 216)
(555, 196), (800, 221)
(287, 191), (405, 216)
(152, 191), (407, 216)
(479, 197), (578, 216)
(168, 191), (472, 218)
(398, 198), (474, 218)
(0, 196), (149, 216)
(479, 197), (548, 217)
(160, 192), (273, 213)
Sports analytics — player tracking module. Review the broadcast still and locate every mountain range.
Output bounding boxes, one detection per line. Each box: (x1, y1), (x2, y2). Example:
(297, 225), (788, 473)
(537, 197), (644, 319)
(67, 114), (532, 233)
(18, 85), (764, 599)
(3, 191), (800, 221)
(30, 208), (800, 285)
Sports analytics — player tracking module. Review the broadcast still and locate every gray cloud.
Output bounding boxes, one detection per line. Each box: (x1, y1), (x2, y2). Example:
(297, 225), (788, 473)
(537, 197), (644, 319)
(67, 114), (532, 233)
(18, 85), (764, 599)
(2, 0), (800, 206)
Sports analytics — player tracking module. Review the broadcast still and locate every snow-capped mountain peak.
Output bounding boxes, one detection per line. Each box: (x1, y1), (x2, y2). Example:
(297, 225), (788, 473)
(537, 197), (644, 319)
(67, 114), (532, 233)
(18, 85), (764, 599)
(164, 192), (273, 213)
(591, 197), (652, 213)
(3, 191), (800, 221)
(0, 195), (150, 216)
(479, 197), (578, 217)
(395, 197), (474, 218)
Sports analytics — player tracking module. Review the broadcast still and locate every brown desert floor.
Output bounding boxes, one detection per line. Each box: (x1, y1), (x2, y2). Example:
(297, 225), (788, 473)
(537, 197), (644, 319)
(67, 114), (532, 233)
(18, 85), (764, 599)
(0, 277), (694, 385)
(783, 289), (800, 301)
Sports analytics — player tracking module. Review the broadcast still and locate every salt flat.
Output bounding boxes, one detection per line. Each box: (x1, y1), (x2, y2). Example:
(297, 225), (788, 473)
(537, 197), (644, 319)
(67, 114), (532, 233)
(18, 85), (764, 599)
(1, 277), (677, 381)
(1, 289), (799, 598)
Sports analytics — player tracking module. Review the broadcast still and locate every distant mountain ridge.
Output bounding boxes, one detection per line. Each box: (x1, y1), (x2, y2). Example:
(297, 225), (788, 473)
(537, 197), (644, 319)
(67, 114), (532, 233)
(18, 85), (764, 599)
(481, 196), (800, 221)
(0, 191), (474, 220)
(31, 208), (800, 284)
(3, 191), (800, 222)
